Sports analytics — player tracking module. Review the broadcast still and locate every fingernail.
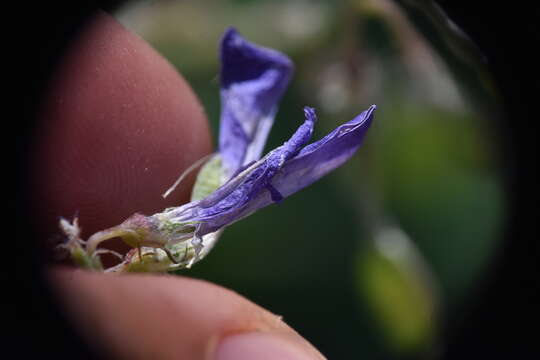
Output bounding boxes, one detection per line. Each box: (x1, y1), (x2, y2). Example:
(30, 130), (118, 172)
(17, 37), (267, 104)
(215, 332), (319, 360)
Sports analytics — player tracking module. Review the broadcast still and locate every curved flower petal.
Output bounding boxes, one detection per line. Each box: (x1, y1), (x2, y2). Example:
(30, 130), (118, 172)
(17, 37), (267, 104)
(219, 28), (294, 176)
(273, 104), (376, 197)
(166, 106), (375, 236)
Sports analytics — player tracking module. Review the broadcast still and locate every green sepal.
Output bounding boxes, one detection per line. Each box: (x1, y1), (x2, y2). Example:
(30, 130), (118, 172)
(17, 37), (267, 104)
(71, 245), (103, 271)
(191, 155), (223, 201)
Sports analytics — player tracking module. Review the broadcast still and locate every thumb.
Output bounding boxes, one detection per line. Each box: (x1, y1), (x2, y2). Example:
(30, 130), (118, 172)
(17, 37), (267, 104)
(51, 268), (325, 360)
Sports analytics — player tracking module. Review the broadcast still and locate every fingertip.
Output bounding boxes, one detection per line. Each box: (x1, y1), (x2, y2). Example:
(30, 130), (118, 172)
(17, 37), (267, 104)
(50, 268), (325, 360)
(215, 332), (324, 360)
(31, 12), (212, 240)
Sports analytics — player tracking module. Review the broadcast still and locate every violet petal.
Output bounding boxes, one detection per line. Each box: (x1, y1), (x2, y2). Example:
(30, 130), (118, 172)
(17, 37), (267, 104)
(166, 106), (374, 237)
(219, 28), (294, 176)
(272, 105), (376, 198)
(178, 106), (375, 236)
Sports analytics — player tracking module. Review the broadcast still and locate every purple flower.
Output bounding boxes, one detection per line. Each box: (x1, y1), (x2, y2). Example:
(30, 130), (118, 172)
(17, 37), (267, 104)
(70, 28), (376, 272)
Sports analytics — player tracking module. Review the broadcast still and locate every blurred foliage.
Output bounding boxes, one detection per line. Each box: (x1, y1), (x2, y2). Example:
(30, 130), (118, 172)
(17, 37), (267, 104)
(116, 0), (504, 358)
(356, 227), (438, 353)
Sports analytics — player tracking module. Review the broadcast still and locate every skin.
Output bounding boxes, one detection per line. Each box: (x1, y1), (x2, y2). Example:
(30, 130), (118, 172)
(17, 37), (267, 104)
(31, 12), (324, 360)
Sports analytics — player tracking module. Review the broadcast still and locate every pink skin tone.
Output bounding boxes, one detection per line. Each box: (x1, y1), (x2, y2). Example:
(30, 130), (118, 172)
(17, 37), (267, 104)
(31, 12), (324, 360)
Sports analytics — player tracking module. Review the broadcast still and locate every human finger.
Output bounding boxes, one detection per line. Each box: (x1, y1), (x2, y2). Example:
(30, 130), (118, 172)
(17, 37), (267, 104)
(51, 268), (326, 360)
(30, 12), (212, 245)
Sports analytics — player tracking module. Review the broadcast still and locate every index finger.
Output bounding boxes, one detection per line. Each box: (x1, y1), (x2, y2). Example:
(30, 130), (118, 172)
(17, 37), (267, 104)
(30, 12), (212, 243)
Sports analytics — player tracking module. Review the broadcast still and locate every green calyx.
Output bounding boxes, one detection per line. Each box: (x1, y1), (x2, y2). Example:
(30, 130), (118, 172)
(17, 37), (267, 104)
(191, 155), (223, 201)
(70, 244), (103, 271)
(159, 220), (197, 236)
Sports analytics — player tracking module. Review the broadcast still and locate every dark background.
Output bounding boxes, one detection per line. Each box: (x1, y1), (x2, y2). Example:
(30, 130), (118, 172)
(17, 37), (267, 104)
(11, 0), (538, 358)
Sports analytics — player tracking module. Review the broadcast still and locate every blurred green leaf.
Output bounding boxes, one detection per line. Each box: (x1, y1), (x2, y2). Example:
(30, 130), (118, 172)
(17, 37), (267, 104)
(356, 227), (438, 354)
